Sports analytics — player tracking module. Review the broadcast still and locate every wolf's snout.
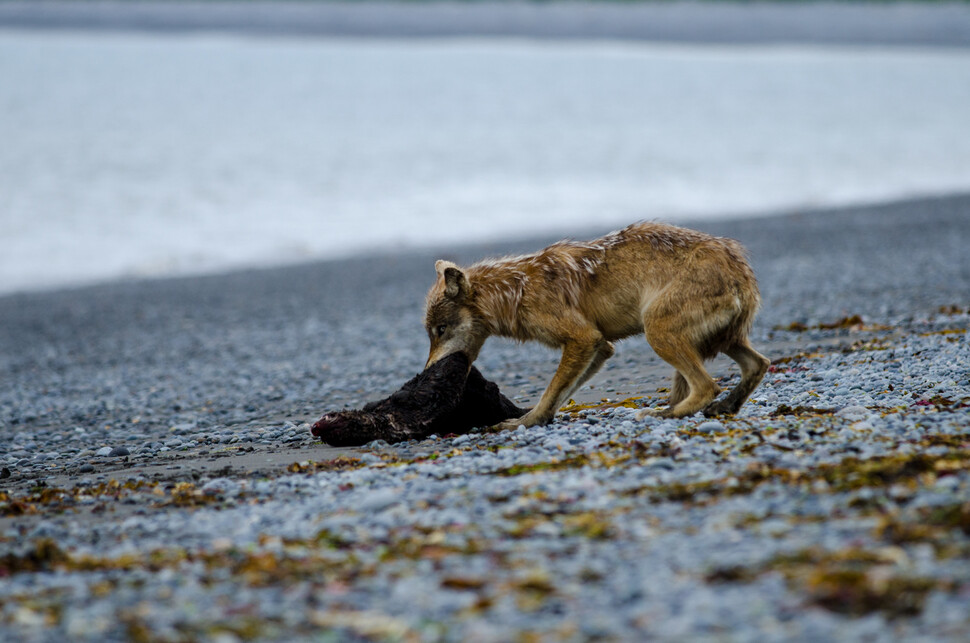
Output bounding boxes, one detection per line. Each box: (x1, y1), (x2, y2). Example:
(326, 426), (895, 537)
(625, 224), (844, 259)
(424, 347), (445, 370)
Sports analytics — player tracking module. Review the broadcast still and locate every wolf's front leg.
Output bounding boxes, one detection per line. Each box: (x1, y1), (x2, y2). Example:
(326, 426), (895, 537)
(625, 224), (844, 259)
(495, 339), (596, 430)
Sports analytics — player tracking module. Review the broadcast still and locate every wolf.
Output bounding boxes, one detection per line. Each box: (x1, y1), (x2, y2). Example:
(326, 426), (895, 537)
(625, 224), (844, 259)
(424, 222), (770, 430)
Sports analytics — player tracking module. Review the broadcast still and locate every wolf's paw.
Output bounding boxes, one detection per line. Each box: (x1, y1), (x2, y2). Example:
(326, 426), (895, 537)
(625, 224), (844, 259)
(635, 407), (668, 421)
(494, 418), (526, 432)
(494, 410), (551, 431)
(702, 400), (737, 418)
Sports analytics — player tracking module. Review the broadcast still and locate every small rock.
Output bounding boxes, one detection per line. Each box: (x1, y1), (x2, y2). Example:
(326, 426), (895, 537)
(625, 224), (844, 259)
(201, 477), (241, 497)
(108, 446), (130, 457)
(78, 464), (95, 473)
(94, 447), (112, 457)
(934, 476), (961, 490)
(697, 421), (727, 434)
(836, 405), (870, 421)
(356, 488), (399, 513)
(542, 437), (571, 451)
(889, 483), (915, 501)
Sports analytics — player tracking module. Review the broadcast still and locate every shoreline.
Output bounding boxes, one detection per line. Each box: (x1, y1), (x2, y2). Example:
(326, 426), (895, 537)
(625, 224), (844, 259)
(0, 192), (968, 639)
(1, 1), (969, 47)
(4, 189), (969, 302)
(1, 191), (967, 474)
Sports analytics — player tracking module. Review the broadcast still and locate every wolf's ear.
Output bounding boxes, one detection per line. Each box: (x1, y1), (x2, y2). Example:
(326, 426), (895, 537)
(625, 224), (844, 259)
(435, 260), (469, 300)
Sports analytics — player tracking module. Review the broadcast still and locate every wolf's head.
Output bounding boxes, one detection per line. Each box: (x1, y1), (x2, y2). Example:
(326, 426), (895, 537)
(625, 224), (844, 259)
(424, 260), (488, 369)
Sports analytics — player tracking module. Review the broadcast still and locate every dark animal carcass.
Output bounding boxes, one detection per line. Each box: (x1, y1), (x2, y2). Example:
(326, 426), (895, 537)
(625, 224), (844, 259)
(311, 352), (525, 446)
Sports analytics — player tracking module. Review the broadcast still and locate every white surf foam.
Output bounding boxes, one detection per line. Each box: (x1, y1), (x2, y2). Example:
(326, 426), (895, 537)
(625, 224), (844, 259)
(2, 31), (969, 294)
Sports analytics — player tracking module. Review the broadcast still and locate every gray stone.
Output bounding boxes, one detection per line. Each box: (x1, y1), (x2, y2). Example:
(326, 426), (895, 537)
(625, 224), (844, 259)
(696, 421), (727, 434)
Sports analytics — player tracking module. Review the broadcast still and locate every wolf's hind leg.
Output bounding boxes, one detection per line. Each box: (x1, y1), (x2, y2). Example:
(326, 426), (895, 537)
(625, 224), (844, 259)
(649, 343), (719, 418)
(668, 372), (689, 407)
(640, 372), (690, 419)
(637, 301), (721, 419)
(703, 340), (770, 417)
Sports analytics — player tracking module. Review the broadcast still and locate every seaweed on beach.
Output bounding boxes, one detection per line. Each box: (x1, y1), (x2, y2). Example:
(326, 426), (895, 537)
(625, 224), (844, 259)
(775, 314), (892, 333)
(310, 352), (525, 446)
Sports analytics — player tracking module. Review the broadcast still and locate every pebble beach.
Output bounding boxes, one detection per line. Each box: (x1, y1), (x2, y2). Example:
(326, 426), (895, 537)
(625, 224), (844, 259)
(1, 195), (969, 641)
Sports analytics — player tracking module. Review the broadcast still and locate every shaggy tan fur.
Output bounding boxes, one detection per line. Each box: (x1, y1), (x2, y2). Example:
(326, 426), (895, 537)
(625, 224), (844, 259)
(424, 222), (770, 428)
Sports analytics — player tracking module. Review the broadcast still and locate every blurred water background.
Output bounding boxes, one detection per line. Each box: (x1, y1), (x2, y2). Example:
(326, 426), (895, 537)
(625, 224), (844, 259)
(2, 3), (970, 294)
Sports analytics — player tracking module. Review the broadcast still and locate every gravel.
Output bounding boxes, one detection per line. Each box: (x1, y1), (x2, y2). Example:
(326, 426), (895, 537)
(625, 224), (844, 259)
(0, 195), (969, 641)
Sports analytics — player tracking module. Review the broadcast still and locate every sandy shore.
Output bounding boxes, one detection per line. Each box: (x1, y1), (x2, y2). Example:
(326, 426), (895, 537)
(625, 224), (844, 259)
(1, 194), (969, 640)
(1, 193), (968, 482)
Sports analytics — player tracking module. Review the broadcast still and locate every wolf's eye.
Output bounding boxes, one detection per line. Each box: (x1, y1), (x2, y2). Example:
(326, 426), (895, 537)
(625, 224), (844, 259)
(436, 324), (447, 337)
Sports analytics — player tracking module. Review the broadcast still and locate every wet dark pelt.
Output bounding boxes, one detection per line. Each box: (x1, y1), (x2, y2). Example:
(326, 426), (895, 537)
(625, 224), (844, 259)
(311, 353), (525, 446)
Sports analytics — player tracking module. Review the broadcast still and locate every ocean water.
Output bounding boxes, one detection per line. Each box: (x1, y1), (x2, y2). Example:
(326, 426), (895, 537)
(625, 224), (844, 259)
(2, 30), (970, 294)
